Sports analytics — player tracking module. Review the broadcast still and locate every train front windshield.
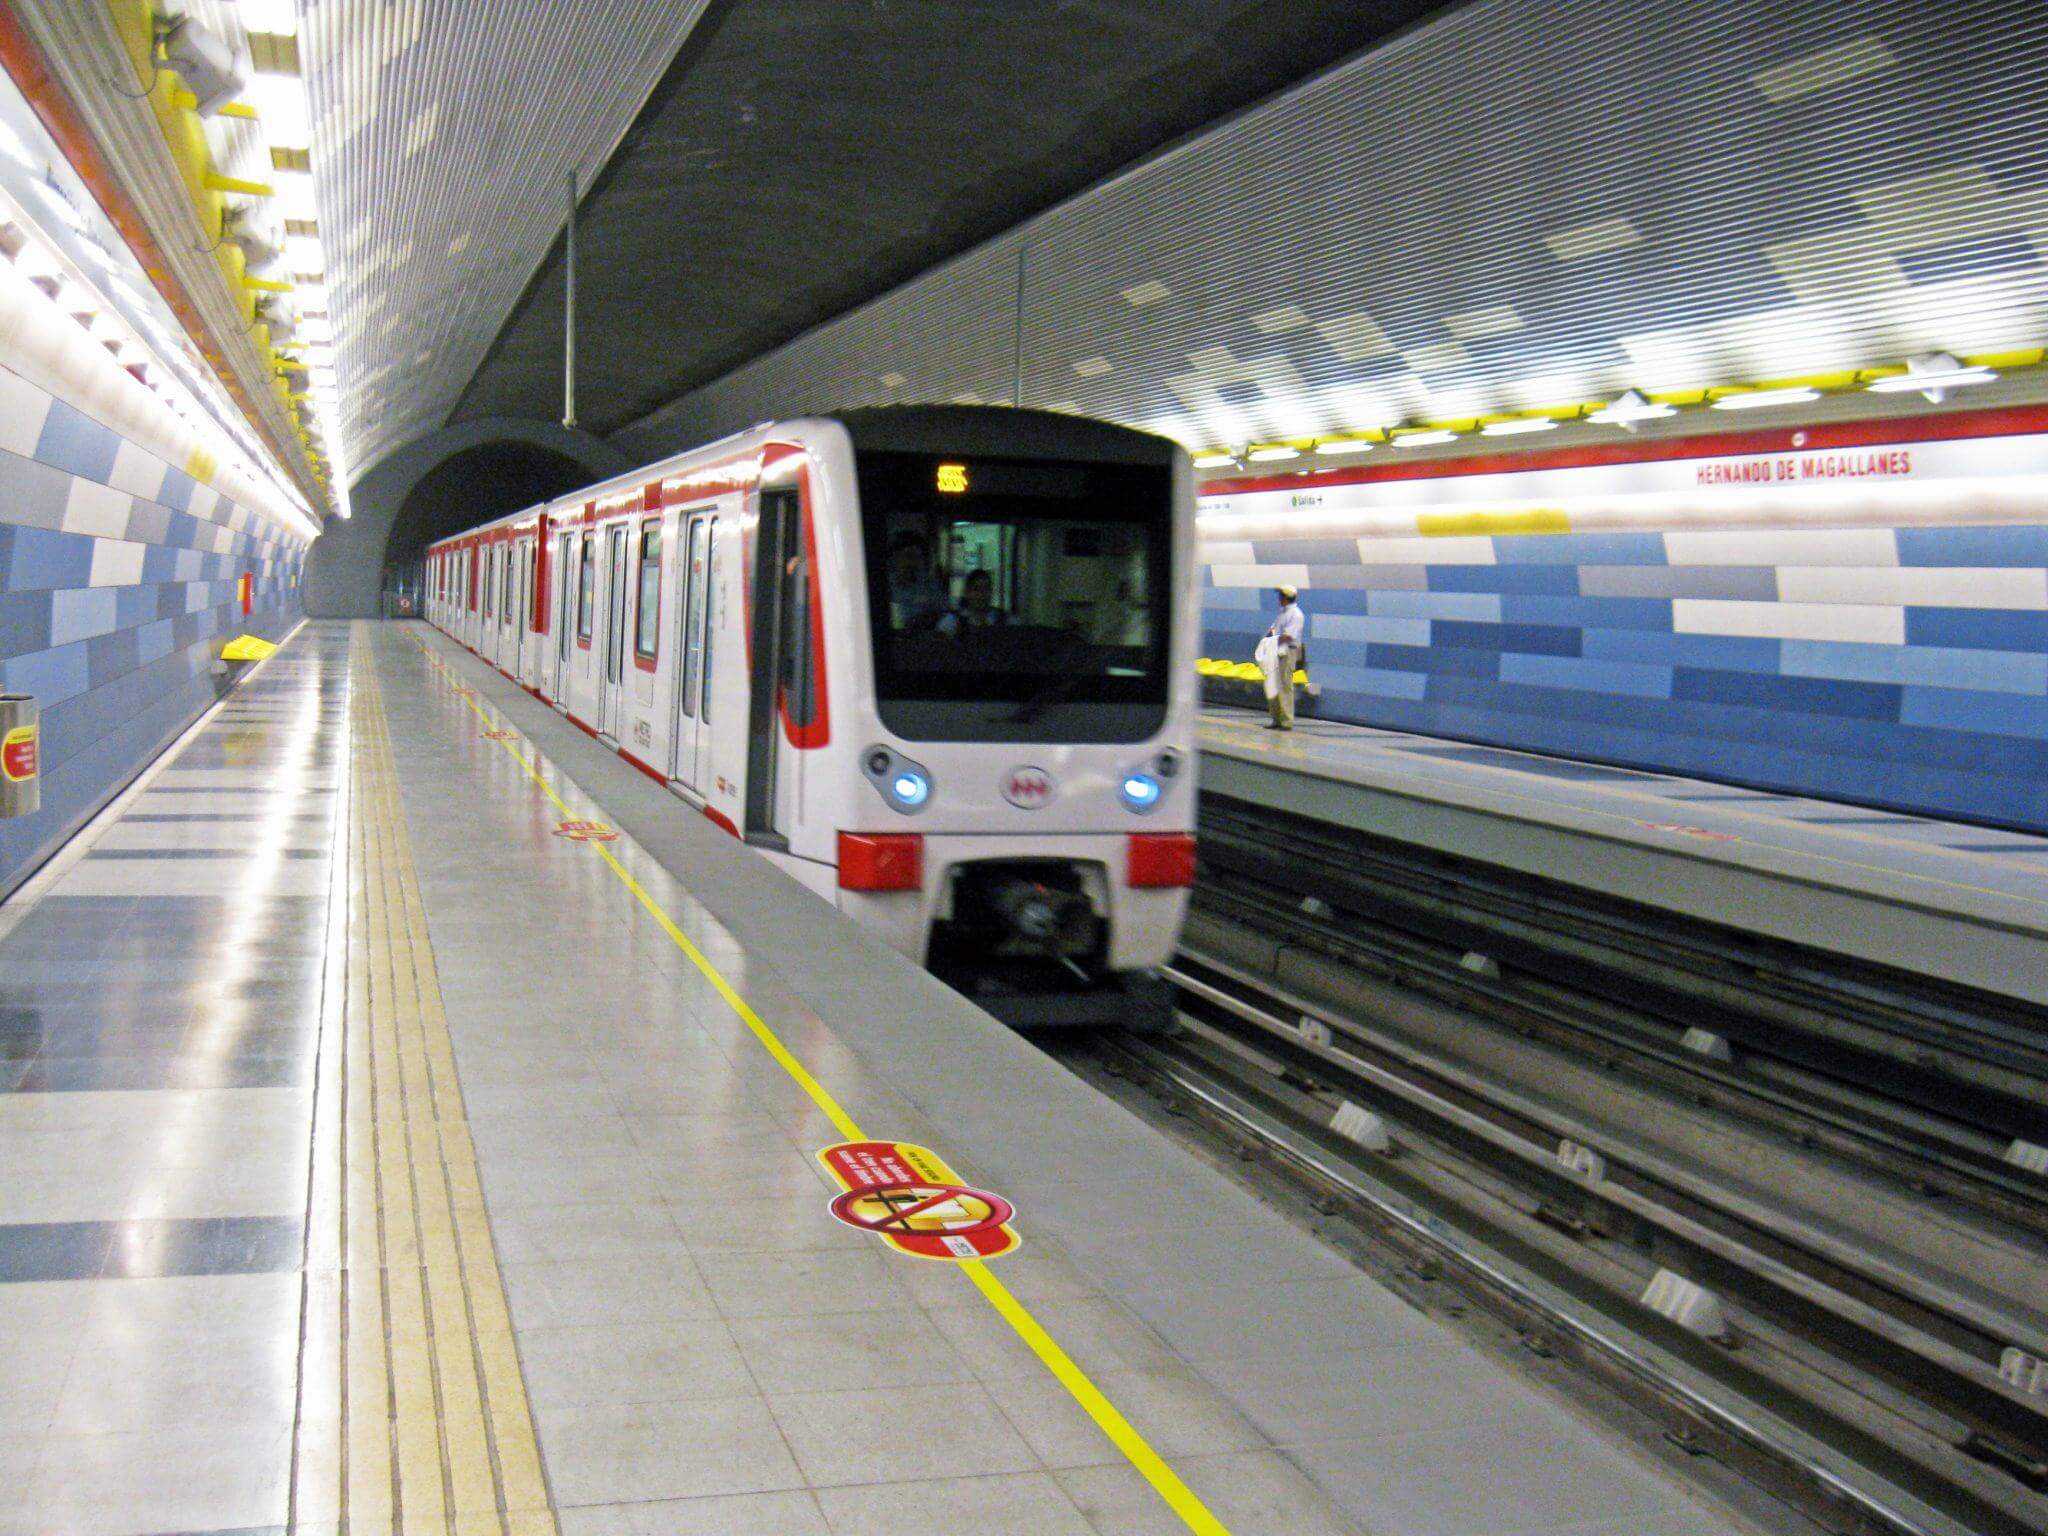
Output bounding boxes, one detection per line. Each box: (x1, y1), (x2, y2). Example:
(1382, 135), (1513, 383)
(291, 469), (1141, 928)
(858, 450), (1174, 743)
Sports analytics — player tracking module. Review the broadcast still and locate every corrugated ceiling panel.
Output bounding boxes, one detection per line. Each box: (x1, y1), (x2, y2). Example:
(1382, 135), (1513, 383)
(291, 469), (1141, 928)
(623, 0), (2048, 457)
(300, 0), (707, 473)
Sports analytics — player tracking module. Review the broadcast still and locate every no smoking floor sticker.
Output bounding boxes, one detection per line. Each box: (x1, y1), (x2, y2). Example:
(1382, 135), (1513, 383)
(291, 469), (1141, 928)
(818, 1140), (1019, 1261)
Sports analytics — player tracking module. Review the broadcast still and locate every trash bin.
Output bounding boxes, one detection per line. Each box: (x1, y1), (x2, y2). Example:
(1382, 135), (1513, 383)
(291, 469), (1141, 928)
(0, 695), (38, 818)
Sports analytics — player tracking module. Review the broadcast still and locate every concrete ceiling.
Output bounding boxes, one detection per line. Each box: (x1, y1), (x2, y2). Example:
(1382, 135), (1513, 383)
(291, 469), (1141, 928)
(448, 0), (1448, 441)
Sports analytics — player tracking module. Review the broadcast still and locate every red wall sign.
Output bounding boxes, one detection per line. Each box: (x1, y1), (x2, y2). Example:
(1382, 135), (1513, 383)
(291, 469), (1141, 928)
(1, 724), (36, 782)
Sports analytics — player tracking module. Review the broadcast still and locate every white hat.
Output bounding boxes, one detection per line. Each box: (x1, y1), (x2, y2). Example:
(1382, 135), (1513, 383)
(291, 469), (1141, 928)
(1276, 584), (1298, 600)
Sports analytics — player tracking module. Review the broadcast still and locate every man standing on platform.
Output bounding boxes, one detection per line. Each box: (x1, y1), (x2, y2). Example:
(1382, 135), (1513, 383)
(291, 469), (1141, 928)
(1263, 585), (1304, 730)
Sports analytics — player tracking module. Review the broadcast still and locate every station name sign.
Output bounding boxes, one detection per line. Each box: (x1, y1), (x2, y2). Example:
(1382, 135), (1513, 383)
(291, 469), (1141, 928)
(1695, 448), (1914, 487)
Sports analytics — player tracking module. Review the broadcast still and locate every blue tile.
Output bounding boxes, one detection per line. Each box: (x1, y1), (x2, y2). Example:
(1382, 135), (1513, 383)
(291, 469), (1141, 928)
(1582, 629), (1781, 672)
(1427, 564), (1580, 595)
(0, 590), (53, 659)
(1313, 665), (1430, 701)
(1365, 590), (1501, 622)
(1672, 668), (1901, 721)
(32, 400), (119, 483)
(1, 642), (91, 707)
(1500, 654), (1674, 698)
(155, 467), (196, 513)
(1905, 608), (2048, 652)
(1895, 524), (2048, 568)
(48, 588), (118, 648)
(1366, 642), (1499, 678)
(1203, 587), (1264, 611)
(1434, 620), (1581, 656)
(1500, 594), (1673, 630)
(1494, 531), (1668, 565)
(6, 527), (93, 591)
(1901, 687), (2048, 739)
(1781, 639), (2048, 695)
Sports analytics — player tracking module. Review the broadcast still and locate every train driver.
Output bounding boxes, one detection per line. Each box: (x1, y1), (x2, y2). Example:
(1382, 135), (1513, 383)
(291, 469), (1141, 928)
(939, 569), (1008, 634)
(887, 531), (950, 632)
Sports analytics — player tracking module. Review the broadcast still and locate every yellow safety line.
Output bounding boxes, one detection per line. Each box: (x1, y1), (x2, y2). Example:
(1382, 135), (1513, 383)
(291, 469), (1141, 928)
(1205, 715), (2048, 916)
(402, 630), (1233, 1536)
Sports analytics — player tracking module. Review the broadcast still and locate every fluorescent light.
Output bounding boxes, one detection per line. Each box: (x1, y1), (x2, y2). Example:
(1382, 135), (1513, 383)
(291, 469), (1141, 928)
(237, 0), (302, 35)
(244, 73), (312, 145)
(1391, 429), (1459, 448)
(1246, 445), (1299, 463)
(32, 180), (84, 229)
(1711, 386), (1820, 411)
(0, 118), (37, 171)
(1867, 366), (1996, 394)
(1588, 391), (1675, 427)
(1192, 452), (1236, 468)
(1315, 439), (1373, 456)
(1481, 417), (1557, 436)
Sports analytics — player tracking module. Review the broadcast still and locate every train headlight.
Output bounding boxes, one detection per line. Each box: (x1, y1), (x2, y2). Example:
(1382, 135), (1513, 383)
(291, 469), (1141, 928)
(1119, 772), (1162, 813)
(862, 744), (934, 815)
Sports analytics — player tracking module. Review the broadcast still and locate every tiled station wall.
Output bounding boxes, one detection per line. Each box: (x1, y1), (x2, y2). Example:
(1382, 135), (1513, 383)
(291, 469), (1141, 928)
(1202, 523), (2048, 832)
(0, 366), (305, 898)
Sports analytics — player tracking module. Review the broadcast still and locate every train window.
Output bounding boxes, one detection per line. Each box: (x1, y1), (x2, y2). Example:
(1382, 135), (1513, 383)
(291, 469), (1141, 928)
(483, 549), (495, 619)
(576, 534), (595, 641)
(558, 534), (574, 660)
(635, 522), (661, 661)
(502, 545), (515, 622)
(857, 451), (1171, 742)
(767, 490), (815, 729)
(680, 516), (711, 719)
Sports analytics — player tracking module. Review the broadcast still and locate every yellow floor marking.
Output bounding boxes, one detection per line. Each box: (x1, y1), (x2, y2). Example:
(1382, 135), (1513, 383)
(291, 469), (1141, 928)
(1205, 715), (2048, 916)
(404, 628), (1234, 1536)
(292, 635), (558, 1536)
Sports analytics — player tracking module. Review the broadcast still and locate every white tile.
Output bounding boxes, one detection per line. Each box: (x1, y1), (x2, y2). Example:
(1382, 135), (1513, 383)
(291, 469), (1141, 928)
(1195, 540), (1255, 567)
(1210, 563), (1309, 589)
(1777, 565), (2047, 610)
(87, 538), (146, 588)
(1672, 598), (1902, 645)
(0, 369), (52, 457)
(1358, 535), (1495, 565)
(1664, 527), (1897, 567)
(60, 478), (131, 539)
(107, 441), (167, 502)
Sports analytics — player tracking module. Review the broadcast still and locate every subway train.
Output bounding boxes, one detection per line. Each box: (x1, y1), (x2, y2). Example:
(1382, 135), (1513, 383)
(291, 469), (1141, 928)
(424, 407), (1199, 1026)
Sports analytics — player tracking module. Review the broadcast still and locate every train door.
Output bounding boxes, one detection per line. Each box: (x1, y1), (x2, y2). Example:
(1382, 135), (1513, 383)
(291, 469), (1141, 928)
(742, 484), (812, 848)
(551, 530), (574, 707)
(667, 510), (716, 796)
(521, 540), (537, 685)
(599, 524), (629, 738)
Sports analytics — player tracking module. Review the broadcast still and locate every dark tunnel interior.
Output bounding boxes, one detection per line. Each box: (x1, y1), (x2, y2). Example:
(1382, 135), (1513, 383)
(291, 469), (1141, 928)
(380, 441), (595, 597)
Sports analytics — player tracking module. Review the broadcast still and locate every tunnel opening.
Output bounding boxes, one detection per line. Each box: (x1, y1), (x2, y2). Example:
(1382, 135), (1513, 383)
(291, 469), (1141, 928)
(378, 441), (593, 616)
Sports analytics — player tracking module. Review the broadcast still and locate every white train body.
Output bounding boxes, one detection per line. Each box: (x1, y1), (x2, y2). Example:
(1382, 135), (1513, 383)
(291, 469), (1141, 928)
(425, 407), (1198, 1024)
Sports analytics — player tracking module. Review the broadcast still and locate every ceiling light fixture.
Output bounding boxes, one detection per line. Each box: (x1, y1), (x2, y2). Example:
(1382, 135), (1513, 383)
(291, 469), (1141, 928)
(1711, 385), (1821, 411)
(1391, 429), (1459, 447)
(1315, 439), (1373, 456)
(1587, 389), (1676, 429)
(1866, 352), (1997, 403)
(1480, 417), (1557, 437)
(1192, 451), (1237, 468)
(1246, 445), (1299, 463)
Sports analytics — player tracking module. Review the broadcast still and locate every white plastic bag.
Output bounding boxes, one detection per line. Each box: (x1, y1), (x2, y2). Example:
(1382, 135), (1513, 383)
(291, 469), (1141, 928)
(1254, 634), (1281, 699)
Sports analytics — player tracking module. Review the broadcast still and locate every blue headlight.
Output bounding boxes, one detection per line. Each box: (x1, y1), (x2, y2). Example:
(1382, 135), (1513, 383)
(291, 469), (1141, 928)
(1120, 773), (1161, 810)
(891, 771), (930, 808)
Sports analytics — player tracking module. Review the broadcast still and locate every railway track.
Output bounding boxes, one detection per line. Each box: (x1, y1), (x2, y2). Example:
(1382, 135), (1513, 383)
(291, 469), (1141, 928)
(1070, 793), (2048, 1536)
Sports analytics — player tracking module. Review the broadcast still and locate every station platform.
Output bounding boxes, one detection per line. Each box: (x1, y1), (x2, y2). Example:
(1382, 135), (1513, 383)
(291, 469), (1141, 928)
(1200, 708), (2048, 1006)
(0, 619), (1767, 1536)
